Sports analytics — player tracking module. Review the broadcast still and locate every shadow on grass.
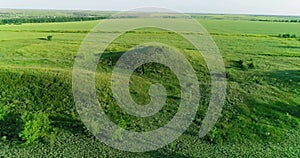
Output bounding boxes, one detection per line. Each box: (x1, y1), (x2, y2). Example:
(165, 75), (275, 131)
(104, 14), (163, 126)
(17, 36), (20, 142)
(278, 45), (300, 49)
(246, 98), (300, 120)
(95, 51), (125, 66)
(37, 38), (48, 41)
(0, 112), (23, 141)
(263, 70), (300, 86)
(50, 115), (88, 136)
(242, 69), (300, 126)
(246, 70), (300, 121)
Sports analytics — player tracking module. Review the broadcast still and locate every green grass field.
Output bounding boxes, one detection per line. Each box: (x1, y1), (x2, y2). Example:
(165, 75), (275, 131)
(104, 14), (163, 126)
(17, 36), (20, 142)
(0, 11), (300, 157)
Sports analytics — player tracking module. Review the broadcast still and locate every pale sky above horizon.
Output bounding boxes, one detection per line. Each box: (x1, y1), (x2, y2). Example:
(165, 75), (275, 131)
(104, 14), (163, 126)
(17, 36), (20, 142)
(0, 0), (300, 16)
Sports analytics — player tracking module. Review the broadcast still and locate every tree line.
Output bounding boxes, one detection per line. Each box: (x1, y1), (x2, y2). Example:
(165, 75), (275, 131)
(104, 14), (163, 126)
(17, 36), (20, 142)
(250, 19), (300, 23)
(0, 16), (108, 25)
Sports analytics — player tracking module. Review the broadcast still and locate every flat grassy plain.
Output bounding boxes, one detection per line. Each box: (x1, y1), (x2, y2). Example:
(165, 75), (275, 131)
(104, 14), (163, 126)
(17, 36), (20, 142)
(0, 13), (300, 157)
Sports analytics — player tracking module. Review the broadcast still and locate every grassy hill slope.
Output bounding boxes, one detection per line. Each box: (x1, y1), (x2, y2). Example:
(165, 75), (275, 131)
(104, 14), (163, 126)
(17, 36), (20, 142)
(0, 16), (299, 157)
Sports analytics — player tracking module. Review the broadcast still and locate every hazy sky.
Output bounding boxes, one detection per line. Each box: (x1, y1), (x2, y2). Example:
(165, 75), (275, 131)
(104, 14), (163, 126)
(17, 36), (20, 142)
(0, 0), (300, 16)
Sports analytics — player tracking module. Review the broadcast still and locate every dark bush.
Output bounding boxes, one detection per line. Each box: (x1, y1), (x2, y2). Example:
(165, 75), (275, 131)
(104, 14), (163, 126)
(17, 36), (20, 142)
(47, 35), (53, 41)
(278, 33), (297, 39)
(248, 62), (255, 69)
(238, 60), (244, 66)
(282, 33), (290, 38)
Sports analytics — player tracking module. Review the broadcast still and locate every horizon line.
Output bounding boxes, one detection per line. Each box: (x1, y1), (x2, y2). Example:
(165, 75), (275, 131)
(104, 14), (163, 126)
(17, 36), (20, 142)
(1, 8), (300, 17)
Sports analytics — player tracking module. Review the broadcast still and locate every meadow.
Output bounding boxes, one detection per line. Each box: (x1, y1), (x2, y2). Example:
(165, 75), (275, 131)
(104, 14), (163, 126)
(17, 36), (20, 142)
(0, 11), (300, 157)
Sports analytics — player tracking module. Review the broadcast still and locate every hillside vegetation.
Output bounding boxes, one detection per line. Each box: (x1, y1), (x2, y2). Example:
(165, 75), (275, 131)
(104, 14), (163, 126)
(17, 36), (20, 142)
(0, 11), (299, 157)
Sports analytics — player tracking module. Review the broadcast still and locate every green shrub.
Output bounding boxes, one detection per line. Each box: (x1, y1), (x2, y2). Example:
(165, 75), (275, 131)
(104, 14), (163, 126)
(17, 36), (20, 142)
(279, 33), (297, 39)
(206, 127), (223, 143)
(291, 34), (297, 38)
(112, 119), (127, 141)
(19, 111), (52, 145)
(0, 105), (10, 121)
(47, 35), (53, 41)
